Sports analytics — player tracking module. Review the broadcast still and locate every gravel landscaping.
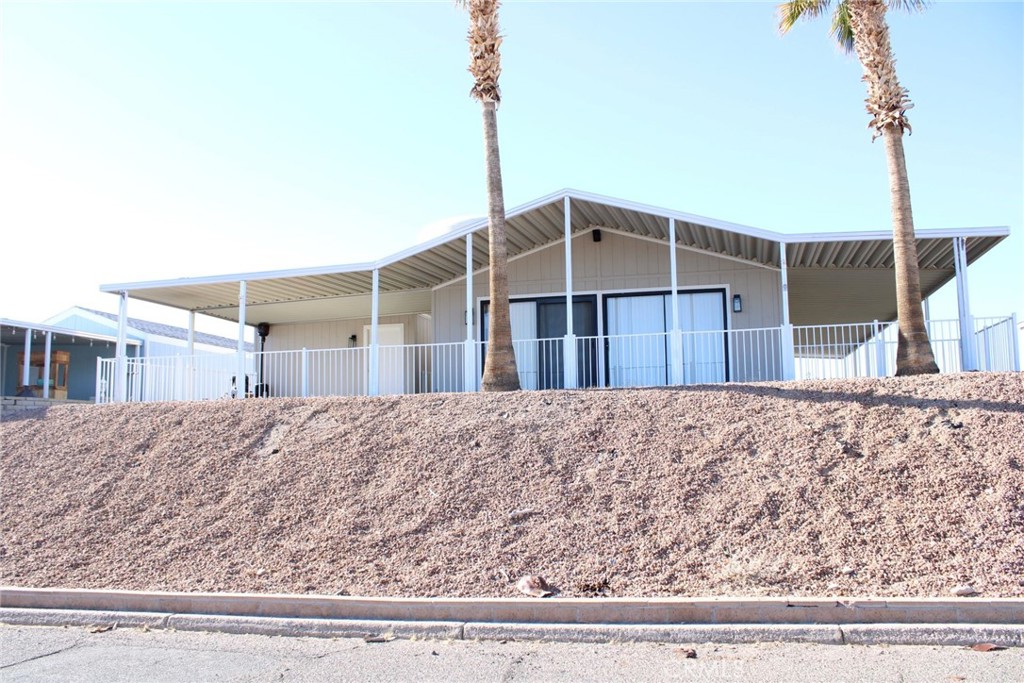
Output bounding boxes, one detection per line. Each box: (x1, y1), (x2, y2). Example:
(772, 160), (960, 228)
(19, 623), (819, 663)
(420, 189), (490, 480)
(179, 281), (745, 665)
(2, 372), (1022, 598)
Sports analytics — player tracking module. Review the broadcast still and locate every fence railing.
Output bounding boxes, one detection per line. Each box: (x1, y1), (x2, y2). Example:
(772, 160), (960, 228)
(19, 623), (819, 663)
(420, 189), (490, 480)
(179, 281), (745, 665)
(96, 316), (1018, 403)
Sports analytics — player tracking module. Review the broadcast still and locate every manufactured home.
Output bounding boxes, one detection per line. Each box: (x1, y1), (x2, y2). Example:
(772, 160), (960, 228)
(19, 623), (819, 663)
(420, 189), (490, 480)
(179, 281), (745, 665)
(95, 190), (1017, 403)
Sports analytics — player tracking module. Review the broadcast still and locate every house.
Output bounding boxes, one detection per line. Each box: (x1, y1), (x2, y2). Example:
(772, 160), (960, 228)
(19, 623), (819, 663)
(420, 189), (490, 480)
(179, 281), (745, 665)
(1, 318), (140, 405)
(1, 308), (249, 406)
(95, 189), (1018, 403)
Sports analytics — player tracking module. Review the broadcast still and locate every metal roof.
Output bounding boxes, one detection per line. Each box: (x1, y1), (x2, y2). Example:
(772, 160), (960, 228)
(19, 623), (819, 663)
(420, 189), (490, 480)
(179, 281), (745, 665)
(99, 188), (1009, 326)
(0, 318), (141, 348)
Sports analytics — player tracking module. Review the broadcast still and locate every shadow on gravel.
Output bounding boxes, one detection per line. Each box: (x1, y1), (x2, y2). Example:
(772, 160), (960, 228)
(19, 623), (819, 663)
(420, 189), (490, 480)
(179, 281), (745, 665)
(660, 382), (1024, 415)
(0, 408), (52, 423)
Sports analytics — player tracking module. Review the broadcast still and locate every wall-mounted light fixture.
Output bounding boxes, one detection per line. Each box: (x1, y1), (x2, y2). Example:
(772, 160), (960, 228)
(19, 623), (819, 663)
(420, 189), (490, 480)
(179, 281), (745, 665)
(348, 334), (357, 348)
(732, 294), (743, 313)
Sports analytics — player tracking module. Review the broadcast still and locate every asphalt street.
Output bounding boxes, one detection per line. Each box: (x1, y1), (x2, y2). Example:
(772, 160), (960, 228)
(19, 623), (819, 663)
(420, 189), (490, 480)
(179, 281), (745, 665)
(1, 624), (1021, 682)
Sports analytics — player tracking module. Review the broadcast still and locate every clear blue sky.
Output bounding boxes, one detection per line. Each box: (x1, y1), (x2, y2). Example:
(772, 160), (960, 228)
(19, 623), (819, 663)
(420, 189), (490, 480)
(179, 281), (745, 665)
(1, 0), (1020, 338)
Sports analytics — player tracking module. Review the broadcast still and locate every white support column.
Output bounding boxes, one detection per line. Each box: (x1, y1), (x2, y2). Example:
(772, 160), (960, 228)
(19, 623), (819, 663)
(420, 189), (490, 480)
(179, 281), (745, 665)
(873, 320), (887, 377)
(42, 332), (52, 399)
(563, 196), (577, 389)
(116, 291), (128, 402)
(953, 237), (977, 371)
(1010, 313), (1021, 372)
(369, 268), (380, 396)
(779, 242), (795, 380)
(236, 281), (247, 398)
(668, 217), (684, 385)
(187, 311), (196, 400)
(21, 328), (32, 390)
(464, 233), (477, 392)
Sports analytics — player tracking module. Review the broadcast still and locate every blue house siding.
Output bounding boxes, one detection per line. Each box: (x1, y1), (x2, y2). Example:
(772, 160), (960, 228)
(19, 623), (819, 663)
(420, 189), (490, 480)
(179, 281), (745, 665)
(1, 343), (117, 401)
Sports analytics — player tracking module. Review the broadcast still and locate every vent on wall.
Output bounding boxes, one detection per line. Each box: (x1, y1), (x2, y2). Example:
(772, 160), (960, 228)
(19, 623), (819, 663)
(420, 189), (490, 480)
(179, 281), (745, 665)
(592, 229), (602, 243)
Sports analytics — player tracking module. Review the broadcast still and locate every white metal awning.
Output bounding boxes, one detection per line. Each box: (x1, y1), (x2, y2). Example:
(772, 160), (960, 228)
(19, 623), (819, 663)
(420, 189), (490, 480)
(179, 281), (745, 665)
(99, 188), (1008, 326)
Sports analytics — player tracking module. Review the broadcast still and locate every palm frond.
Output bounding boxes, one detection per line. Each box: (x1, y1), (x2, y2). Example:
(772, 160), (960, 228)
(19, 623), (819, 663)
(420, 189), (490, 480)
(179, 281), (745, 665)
(777, 0), (833, 34)
(830, 1), (855, 53)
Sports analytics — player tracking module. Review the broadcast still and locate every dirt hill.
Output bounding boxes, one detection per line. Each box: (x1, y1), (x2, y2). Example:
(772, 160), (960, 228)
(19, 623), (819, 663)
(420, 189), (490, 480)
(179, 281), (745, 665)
(2, 373), (1022, 599)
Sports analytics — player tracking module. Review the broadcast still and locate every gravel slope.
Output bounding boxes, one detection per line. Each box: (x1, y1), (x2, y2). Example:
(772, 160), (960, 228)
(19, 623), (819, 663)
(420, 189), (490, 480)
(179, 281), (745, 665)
(2, 372), (1022, 598)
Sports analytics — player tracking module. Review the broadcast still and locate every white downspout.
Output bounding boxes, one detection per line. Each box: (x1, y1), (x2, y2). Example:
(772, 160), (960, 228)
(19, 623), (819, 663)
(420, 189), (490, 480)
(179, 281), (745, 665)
(237, 281), (247, 398)
(563, 196), (577, 389)
(369, 268), (380, 396)
(116, 291), (128, 402)
(668, 217), (684, 385)
(953, 237), (976, 372)
(464, 233), (476, 393)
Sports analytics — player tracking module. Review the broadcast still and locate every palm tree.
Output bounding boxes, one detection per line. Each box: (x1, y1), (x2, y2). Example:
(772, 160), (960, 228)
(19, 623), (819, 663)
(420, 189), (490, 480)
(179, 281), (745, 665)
(457, 0), (520, 390)
(779, 0), (939, 375)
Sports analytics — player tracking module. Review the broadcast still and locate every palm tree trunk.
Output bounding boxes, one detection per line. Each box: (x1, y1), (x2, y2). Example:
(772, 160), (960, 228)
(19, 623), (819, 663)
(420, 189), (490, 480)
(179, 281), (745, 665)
(847, 0), (939, 376)
(480, 100), (520, 391)
(883, 126), (939, 375)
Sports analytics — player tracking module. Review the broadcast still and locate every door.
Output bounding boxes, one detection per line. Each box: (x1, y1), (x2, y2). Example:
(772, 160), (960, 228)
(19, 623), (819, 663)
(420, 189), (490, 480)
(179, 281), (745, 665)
(605, 290), (727, 387)
(363, 323), (405, 395)
(481, 296), (598, 389)
(605, 295), (669, 387)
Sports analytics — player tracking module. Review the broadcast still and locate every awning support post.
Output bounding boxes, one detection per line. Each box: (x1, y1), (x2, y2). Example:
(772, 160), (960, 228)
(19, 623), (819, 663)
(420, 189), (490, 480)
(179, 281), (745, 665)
(187, 311), (196, 400)
(779, 242), (795, 381)
(464, 233), (477, 392)
(668, 217), (684, 385)
(953, 237), (977, 371)
(563, 196), (578, 390)
(21, 328), (32, 391)
(116, 291), (129, 402)
(236, 281), (247, 398)
(369, 268), (380, 396)
(873, 320), (887, 377)
(42, 332), (52, 399)
(1011, 313), (1021, 372)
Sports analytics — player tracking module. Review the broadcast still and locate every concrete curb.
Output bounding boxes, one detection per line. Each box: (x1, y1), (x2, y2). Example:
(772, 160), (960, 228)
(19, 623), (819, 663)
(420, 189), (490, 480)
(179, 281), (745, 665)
(2, 608), (1022, 647)
(1, 587), (1021, 646)
(2, 587), (1021, 625)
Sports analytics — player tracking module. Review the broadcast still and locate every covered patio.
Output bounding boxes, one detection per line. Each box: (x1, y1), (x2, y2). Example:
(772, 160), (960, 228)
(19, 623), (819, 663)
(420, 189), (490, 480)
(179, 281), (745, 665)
(96, 190), (1016, 403)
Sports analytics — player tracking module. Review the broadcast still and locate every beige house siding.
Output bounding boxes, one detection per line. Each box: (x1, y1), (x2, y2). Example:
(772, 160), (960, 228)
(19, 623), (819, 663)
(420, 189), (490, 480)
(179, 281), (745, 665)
(433, 230), (783, 345)
(262, 313), (431, 353)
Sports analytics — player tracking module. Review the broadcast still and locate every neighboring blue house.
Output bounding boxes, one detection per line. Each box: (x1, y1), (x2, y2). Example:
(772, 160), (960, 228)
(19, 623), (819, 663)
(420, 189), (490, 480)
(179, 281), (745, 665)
(1, 307), (249, 403)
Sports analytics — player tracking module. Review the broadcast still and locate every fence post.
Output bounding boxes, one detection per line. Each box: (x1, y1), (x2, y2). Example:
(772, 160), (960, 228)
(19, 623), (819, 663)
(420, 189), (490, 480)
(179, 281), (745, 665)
(301, 347), (309, 398)
(781, 324), (796, 380)
(95, 356), (102, 404)
(873, 320), (887, 377)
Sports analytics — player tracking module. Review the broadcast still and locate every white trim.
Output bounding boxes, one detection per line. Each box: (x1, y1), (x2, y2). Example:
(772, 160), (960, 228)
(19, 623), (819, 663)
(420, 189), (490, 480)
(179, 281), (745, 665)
(1, 318), (140, 347)
(786, 225), (1009, 244)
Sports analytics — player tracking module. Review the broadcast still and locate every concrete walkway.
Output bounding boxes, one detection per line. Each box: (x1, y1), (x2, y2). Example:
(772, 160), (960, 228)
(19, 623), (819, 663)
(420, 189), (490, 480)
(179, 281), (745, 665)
(3, 623), (1023, 683)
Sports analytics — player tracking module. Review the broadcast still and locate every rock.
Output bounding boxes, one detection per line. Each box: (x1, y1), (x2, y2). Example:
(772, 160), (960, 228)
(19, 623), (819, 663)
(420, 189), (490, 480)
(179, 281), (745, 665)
(952, 584), (978, 597)
(516, 574), (553, 598)
(827, 582), (841, 591)
(839, 566), (855, 576)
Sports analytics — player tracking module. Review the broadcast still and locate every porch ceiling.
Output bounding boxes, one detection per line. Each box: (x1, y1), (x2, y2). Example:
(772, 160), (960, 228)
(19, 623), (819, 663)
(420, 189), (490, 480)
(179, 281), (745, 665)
(0, 319), (141, 348)
(99, 189), (1009, 325)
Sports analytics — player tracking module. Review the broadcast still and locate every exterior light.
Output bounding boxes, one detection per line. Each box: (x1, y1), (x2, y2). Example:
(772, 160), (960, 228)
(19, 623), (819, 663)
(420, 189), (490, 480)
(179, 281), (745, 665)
(732, 294), (743, 313)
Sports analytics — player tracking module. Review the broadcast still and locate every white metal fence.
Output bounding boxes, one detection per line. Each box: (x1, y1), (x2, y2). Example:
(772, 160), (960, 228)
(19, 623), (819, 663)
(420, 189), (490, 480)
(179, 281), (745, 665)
(96, 316), (1018, 403)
